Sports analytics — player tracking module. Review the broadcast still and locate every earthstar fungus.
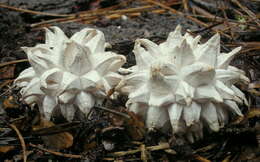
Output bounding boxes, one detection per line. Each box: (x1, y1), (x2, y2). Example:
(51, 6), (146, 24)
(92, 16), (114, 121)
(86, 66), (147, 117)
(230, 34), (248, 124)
(119, 25), (249, 142)
(15, 27), (126, 120)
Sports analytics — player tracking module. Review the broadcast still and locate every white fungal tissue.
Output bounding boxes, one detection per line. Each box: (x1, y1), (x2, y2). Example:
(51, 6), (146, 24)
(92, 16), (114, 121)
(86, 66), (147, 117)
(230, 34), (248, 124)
(120, 25), (249, 142)
(15, 27), (126, 121)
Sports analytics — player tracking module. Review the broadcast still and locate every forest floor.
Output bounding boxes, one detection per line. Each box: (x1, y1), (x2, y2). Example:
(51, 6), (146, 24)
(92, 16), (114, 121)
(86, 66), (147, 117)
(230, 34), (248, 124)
(0, 0), (260, 161)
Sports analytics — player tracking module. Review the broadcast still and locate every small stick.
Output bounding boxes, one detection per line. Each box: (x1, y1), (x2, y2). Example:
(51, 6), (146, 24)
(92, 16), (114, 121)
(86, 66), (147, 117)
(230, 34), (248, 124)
(140, 144), (148, 162)
(30, 3), (124, 28)
(231, 0), (260, 26)
(94, 106), (130, 119)
(192, 5), (258, 29)
(193, 154), (211, 162)
(109, 142), (173, 157)
(0, 85), (15, 97)
(29, 143), (82, 159)
(110, 149), (140, 157)
(30, 5), (155, 27)
(226, 41), (260, 47)
(193, 143), (218, 154)
(0, 3), (69, 17)
(240, 46), (260, 54)
(0, 59), (28, 68)
(182, 0), (189, 12)
(9, 116), (26, 123)
(0, 80), (13, 89)
(147, 142), (170, 151)
(9, 124), (27, 162)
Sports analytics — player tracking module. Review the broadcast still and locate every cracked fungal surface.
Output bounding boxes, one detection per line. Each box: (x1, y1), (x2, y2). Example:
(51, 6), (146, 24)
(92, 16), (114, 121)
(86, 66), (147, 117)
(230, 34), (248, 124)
(120, 25), (249, 142)
(15, 27), (126, 121)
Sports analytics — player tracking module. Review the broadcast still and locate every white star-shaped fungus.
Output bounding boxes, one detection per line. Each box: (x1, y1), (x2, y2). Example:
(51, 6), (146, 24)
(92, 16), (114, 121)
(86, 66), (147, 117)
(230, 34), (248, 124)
(120, 25), (249, 142)
(15, 27), (126, 121)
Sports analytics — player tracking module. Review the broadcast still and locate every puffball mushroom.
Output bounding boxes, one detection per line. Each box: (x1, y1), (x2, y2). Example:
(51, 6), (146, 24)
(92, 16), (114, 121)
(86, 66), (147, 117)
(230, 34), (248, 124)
(120, 25), (249, 142)
(15, 27), (126, 121)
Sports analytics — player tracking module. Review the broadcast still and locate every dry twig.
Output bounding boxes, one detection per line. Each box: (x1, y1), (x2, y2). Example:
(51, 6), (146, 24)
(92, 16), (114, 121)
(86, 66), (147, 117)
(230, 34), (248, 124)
(29, 143), (82, 159)
(9, 124), (27, 162)
(0, 59), (28, 68)
(231, 0), (260, 26)
(109, 142), (175, 157)
(0, 3), (69, 17)
(95, 106), (131, 119)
